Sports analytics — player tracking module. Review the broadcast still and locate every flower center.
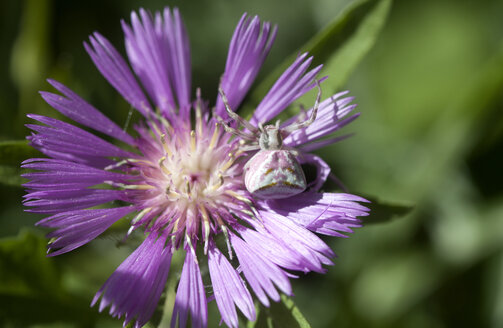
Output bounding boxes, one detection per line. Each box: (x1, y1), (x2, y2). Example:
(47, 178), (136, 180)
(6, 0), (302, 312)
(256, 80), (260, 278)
(125, 114), (250, 251)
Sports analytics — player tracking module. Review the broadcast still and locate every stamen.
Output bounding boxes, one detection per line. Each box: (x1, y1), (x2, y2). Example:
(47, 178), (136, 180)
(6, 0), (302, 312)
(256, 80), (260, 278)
(159, 116), (173, 133)
(225, 190), (252, 204)
(209, 123), (220, 149)
(190, 130), (196, 152)
(171, 218), (180, 253)
(195, 89), (204, 137)
(185, 179), (191, 197)
(157, 156), (171, 175)
(132, 207), (152, 225)
(215, 213), (233, 259)
(185, 235), (198, 264)
(221, 225), (232, 260)
(104, 181), (155, 190)
(166, 188), (181, 200)
(220, 153), (236, 172)
(105, 158), (150, 171)
(160, 134), (173, 157)
(150, 121), (163, 139)
(208, 174), (224, 191)
(105, 159), (130, 171)
(199, 205), (211, 254)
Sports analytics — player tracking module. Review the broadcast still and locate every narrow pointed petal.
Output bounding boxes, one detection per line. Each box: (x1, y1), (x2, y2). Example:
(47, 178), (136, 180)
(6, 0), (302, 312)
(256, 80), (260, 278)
(171, 251), (207, 328)
(298, 153), (331, 191)
(160, 7), (192, 117)
(251, 53), (322, 125)
(123, 8), (191, 117)
(257, 209), (335, 270)
(38, 206), (135, 256)
(215, 14), (277, 117)
(41, 79), (135, 145)
(283, 92), (359, 148)
(27, 115), (137, 160)
(230, 232), (292, 307)
(84, 33), (153, 117)
(92, 232), (172, 328)
(260, 192), (369, 236)
(208, 244), (255, 328)
(24, 189), (126, 214)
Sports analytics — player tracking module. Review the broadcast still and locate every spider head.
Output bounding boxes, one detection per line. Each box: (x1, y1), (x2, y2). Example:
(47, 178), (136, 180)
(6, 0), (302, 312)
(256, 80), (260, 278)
(259, 121), (283, 150)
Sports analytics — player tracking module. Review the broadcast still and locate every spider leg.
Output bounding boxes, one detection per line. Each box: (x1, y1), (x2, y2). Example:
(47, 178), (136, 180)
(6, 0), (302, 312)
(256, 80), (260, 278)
(282, 80), (322, 133)
(239, 144), (261, 152)
(214, 113), (257, 141)
(218, 87), (259, 134)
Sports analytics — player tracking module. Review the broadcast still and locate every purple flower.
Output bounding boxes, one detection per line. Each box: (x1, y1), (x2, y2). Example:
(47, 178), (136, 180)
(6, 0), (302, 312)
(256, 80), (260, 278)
(23, 7), (369, 328)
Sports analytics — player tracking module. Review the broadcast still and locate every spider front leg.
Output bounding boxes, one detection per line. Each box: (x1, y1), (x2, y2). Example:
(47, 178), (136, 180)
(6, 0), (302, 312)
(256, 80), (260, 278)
(218, 87), (259, 135)
(213, 113), (257, 141)
(282, 80), (322, 133)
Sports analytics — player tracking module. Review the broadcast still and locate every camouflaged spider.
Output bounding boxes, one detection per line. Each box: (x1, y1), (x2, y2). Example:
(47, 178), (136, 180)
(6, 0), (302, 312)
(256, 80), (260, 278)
(217, 82), (321, 199)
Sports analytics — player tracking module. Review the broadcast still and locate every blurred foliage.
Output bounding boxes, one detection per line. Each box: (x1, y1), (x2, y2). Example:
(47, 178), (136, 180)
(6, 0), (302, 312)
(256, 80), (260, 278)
(250, 295), (311, 328)
(1, 0), (502, 327)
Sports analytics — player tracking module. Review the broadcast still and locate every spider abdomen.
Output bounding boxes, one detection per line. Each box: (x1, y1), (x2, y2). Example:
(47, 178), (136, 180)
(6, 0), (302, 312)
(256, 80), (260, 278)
(244, 150), (306, 199)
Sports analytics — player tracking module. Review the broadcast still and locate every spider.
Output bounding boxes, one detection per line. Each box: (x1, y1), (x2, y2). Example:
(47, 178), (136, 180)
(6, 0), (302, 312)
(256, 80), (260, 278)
(217, 81), (321, 199)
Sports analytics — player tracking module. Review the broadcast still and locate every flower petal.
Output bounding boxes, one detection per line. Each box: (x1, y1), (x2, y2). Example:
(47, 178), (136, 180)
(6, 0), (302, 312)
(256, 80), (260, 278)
(298, 153), (331, 191)
(251, 53), (322, 125)
(123, 8), (190, 117)
(208, 244), (255, 328)
(230, 232), (292, 307)
(40, 79), (135, 145)
(171, 251), (207, 328)
(215, 14), (276, 117)
(159, 7), (192, 117)
(261, 192), (369, 236)
(37, 206), (135, 256)
(27, 114), (137, 162)
(257, 209), (335, 271)
(283, 92), (359, 148)
(92, 232), (172, 328)
(84, 32), (153, 117)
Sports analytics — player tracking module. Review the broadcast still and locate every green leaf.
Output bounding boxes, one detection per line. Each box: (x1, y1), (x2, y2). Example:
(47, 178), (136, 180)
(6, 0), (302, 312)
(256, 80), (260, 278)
(0, 165), (27, 187)
(0, 230), (60, 296)
(319, 0), (392, 93)
(242, 0), (392, 117)
(0, 230), (98, 326)
(250, 295), (311, 328)
(0, 140), (39, 166)
(0, 140), (38, 187)
(363, 196), (414, 224)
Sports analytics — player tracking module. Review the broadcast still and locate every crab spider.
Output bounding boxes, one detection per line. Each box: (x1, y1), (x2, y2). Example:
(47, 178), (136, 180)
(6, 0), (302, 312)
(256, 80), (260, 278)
(217, 81), (322, 199)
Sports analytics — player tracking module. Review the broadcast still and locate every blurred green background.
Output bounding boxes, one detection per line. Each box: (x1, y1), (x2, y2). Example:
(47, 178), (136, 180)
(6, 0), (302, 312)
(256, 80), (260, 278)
(1, 0), (503, 327)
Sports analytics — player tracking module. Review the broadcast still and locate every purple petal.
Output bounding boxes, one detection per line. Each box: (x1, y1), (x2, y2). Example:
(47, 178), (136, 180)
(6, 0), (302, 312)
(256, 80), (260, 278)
(171, 251), (207, 328)
(24, 189), (126, 214)
(230, 232), (291, 307)
(298, 134), (353, 153)
(261, 192), (369, 236)
(22, 158), (133, 187)
(159, 7), (192, 118)
(257, 209), (335, 270)
(84, 33), (153, 117)
(123, 8), (191, 117)
(251, 53), (322, 125)
(298, 153), (331, 191)
(41, 79), (135, 145)
(237, 225), (309, 272)
(215, 14), (277, 117)
(208, 244), (255, 328)
(283, 93), (359, 148)
(92, 232), (172, 328)
(27, 114), (137, 160)
(37, 206), (135, 256)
